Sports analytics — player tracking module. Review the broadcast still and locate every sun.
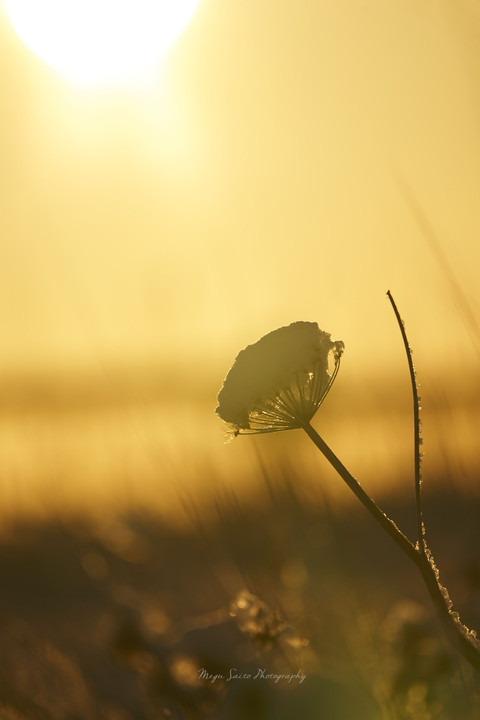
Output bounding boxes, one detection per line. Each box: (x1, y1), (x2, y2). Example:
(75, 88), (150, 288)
(4, 0), (199, 85)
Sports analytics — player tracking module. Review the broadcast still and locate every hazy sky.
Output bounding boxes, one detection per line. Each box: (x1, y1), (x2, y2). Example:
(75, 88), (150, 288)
(1, 0), (479, 380)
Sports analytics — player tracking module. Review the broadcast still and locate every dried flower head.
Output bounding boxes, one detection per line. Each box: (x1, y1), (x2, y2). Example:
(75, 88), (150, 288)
(216, 321), (344, 435)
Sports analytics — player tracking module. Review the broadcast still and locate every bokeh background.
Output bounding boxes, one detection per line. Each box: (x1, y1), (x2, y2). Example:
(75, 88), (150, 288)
(0, 2), (480, 718)
(0, 0), (479, 520)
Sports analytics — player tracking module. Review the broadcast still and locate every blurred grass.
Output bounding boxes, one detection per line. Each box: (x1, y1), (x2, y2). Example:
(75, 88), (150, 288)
(0, 363), (479, 520)
(0, 356), (479, 719)
(0, 471), (479, 718)
(0, 366), (479, 717)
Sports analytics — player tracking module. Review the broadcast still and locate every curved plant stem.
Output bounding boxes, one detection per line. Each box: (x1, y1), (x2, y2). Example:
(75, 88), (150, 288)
(302, 422), (480, 673)
(387, 290), (426, 553)
(301, 422), (417, 563)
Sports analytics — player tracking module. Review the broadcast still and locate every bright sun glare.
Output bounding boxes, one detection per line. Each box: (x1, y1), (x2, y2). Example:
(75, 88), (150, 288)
(4, 0), (199, 84)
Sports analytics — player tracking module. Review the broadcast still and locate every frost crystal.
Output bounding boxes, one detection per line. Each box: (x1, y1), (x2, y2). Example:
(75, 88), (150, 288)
(215, 321), (344, 435)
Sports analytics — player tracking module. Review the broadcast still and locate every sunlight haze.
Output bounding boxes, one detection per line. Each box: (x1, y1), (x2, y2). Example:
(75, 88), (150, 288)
(0, 0), (479, 515)
(0, 1), (478, 376)
(3, 0), (200, 84)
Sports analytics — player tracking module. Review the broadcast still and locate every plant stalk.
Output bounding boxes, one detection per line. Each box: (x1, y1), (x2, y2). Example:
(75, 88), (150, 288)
(387, 290), (426, 553)
(302, 422), (417, 562)
(302, 421), (480, 673)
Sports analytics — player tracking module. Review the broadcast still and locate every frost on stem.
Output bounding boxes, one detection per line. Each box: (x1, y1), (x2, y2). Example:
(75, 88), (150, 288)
(425, 547), (480, 649)
(215, 321), (344, 436)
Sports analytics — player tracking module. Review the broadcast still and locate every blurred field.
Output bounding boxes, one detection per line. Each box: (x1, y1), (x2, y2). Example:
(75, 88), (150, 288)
(0, 459), (479, 718)
(1, 0), (480, 715)
(0, 361), (479, 521)
(0, 364), (479, 718)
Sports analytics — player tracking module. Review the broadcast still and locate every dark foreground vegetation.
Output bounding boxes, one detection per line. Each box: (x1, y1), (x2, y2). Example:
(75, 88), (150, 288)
(0, 474), (479, 719)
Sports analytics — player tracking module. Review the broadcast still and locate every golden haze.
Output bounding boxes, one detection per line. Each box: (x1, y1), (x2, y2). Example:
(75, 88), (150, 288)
(0, 1), (479, 518)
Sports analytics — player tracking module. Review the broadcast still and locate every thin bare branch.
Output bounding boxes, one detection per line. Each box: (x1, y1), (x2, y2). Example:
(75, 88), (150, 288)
(386, 290), (425, 553)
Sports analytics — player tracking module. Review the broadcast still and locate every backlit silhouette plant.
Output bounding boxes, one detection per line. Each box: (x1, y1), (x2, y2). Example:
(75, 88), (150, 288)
(216, 292), (480, 674)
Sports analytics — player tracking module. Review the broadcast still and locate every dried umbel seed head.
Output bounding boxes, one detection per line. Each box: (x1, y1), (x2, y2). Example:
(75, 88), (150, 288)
(216, 321), (344, 436)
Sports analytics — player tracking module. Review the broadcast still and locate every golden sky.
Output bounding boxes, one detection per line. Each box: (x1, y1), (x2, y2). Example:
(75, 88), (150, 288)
(0, 0), (480, 520)
(0, 0), (479, 380)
